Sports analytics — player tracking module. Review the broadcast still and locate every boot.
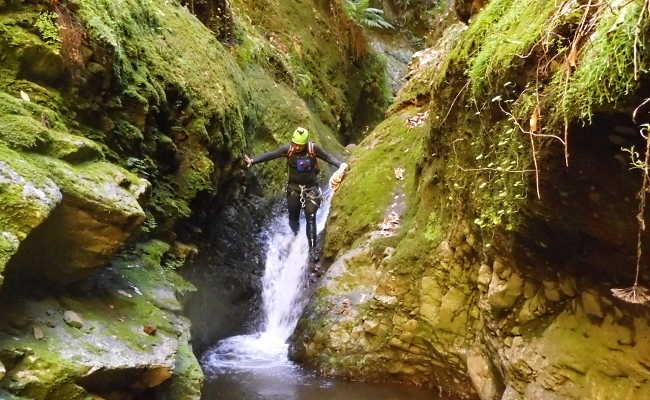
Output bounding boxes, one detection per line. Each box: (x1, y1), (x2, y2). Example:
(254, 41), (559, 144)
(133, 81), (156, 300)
(306, 213), (319, 262)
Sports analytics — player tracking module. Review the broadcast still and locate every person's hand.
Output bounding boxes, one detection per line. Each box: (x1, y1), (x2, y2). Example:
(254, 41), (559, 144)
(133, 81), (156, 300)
(329, 163), (349, 191)
(244, 154), (253, 168)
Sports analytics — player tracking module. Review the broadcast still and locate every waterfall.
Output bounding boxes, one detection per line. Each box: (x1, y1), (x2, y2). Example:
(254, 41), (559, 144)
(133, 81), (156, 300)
(201, 192), (331, 372)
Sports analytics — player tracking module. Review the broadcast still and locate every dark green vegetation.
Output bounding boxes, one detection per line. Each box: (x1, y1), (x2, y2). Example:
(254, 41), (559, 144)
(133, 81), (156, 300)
(0, 0), (394, 398)
(292, 1), (650, 399)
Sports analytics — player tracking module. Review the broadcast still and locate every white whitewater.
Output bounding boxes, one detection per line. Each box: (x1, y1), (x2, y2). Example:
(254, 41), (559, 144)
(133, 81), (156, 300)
(201, 192), (331, 373)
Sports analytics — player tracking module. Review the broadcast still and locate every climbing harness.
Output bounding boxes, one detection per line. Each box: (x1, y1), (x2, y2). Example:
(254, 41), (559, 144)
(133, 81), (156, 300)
(288, 141), (316, 158)
(298, 184), (322, 209)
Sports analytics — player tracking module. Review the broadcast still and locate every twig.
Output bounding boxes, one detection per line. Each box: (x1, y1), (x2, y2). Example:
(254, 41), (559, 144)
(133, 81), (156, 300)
(441, 81), (470, 125)
(634, 125), (650, 287)
(633, 97), (650, 124)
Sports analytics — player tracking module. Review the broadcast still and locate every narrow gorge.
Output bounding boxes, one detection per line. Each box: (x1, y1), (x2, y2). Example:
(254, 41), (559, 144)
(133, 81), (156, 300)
(1, 0), (650, 399)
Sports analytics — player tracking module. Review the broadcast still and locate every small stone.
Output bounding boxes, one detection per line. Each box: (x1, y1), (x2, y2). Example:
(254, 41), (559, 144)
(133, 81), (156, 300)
(581, 291), (604, 318)
(383, 246), (395, 260)
(477, 264), (492, 290)
(493, 257), (511, 279)
(374, 294), (398, 306)
(143, 325), (157, 336)
(363, 319), (380, 335)
(389, 337), (409, 351)
(20, 90), (30, 102)
(542, 280), (562, 302)
(0, 359), (5, 380)
(487, 271), (523, 310)
(467, 350), (500, 400)
(33, 327), (44, 340)
(559, 277), (576, 297)
(523, 281), (537, 299)
(63, 310), (84, 329)
(403, 319), (418, 332)
(437, 240), (454, 259)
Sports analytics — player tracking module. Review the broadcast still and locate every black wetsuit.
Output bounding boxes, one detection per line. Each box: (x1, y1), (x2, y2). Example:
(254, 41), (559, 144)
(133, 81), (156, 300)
(251, 143), (342, 253)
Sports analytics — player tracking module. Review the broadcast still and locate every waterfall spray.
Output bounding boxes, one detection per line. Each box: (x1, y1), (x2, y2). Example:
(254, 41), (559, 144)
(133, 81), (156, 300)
(201, 193), (331, 372)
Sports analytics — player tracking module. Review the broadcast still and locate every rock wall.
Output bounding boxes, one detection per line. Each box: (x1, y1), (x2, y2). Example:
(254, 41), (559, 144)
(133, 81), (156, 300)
(0, 0), (390, 398)
(291, 1), (650, 399)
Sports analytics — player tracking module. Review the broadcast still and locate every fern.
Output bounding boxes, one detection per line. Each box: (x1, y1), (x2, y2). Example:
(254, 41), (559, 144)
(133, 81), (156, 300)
(343, 0), (394, 30)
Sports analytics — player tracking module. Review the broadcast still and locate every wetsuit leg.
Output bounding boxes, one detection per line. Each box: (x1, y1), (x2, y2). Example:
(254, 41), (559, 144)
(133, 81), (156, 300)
(306, 212), (317, 248)
(287, 186), (301, 235)
(304, 186), (322, 261)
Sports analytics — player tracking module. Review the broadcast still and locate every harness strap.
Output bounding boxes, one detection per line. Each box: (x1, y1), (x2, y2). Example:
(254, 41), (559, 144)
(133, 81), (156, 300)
(296, 184), (322, 209)
(288, 142), (317, 161)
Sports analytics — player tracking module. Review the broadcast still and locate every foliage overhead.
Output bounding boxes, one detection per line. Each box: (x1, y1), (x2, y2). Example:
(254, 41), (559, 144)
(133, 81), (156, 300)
(343, 0), (394, 30)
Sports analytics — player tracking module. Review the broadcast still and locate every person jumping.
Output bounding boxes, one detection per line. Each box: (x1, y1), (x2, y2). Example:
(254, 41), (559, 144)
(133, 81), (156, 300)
(244, 127), (348, 262)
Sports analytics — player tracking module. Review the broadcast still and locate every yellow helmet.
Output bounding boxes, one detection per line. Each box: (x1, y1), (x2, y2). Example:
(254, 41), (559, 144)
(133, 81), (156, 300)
(291, 127), (309, 145)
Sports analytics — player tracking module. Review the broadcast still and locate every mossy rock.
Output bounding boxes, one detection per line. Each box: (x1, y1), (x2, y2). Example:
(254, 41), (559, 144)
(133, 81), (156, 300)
(151, 340), (203, 400)
(5, 155), (149, 283)
(0, 145), (62, 288)
(0, 244), (201, 399)
(46, 130), (103, 163)
(0, 114), (50, 151)
(324, 106), (427, 257)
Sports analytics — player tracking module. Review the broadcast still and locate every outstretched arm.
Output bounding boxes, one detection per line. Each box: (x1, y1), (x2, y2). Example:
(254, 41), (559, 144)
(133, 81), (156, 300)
(314, 144), (343, 167)
(246, 144), (290, 167)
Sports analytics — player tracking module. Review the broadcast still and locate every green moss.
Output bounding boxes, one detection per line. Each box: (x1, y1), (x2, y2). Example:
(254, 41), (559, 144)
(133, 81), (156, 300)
(549, 2), (648, 126)
(0, 232), (19, 286)
(325, 107), (426, 256)
(0, 390), (29, 400)
(0, 145), (61, 241)
(33, 11), (61, 52)
(0, 247), (199, 397)
(465, 0), (556, 97)
(46, 130), (103, 163)
(77, 0), (248, 116)
(230, 0), (389, 142)
(136, 240), (171, 269)
(154, 340), (203, 400)
(25, 154), (146, 218)
(424, 0), (650, 238)
(0, 114), (51, 151)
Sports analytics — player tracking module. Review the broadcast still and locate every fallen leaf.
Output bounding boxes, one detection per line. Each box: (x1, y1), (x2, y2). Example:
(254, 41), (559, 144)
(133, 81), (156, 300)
(406, 111), (429, 128)
(143, 325), (157, 335)
(33, 327), (44, 340)
(394, 167), (405, 180)
(20, 90), (30, 102)
(567, 45), (578, 68)
(530, 105), (541, 133)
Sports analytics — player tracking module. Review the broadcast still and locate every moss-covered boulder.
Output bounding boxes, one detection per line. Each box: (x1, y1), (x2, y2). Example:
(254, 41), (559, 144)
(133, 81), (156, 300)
(6, 155), (149, 283)
(0, 145), (62, 288)
(0, 241), (202, 400)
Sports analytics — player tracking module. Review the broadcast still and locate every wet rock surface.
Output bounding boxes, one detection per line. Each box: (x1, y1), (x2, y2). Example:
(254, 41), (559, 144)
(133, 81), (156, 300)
(0, 242), (202, 400)
(0, 0), (388, 397)
(290, 1), (650, 398)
